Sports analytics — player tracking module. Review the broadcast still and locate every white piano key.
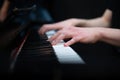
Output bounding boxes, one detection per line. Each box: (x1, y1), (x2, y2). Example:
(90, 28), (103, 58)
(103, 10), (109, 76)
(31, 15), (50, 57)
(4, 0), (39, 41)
(53, 44), (85, 64)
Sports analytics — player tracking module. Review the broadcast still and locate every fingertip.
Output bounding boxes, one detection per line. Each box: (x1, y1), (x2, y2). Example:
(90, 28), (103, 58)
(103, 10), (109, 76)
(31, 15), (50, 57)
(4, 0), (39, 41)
(64, 43), (69, 47)
(38, 31), (43, 35)
(64, 39), (75, 47)
(52, 40), (57, 45)
(38, 29), (43, 35)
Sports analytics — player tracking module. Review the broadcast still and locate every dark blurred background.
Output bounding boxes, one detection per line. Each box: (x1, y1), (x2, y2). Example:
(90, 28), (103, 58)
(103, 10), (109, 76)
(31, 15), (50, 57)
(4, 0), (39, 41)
(0, 0), (120, 80)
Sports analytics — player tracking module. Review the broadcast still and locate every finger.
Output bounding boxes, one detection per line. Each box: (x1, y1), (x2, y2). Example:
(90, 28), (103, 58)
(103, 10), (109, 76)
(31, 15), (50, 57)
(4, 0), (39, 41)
(39, 24), (61, 35)
(39, 26), (49, 35)
(48, 31), (61, 42)
(64, 38), (76, 47)
(38, 27), (44, 35)
(52, 33), (65, 45)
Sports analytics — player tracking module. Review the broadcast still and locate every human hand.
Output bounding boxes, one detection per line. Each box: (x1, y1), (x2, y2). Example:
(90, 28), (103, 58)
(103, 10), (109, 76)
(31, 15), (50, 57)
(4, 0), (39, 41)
(48, 27), (102, 46)
(38, 18), (86, 35)
(38, 9), (111, 35)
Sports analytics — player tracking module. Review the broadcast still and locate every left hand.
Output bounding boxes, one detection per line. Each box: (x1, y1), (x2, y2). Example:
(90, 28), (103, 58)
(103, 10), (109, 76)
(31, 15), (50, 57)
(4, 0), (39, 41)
(38, 18), (83, 35)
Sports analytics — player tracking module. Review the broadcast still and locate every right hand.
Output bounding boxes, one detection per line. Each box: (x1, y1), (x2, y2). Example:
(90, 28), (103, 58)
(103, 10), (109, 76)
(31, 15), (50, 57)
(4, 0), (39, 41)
(48, 27), (102, 46)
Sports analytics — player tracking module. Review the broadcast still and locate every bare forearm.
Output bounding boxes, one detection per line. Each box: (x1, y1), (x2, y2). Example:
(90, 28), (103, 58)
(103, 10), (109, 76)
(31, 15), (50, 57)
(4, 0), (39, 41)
(0, 0), (10, 21)
(70, 9), (112, 28)
(1, 0), (10, 12)
(71, 17), (110, 28)
(100, 28), (120, 46)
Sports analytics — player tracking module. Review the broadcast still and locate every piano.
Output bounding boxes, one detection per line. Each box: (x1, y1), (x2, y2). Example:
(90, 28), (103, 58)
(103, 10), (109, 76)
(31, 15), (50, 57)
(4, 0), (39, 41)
(0, 5), (86, 80)
(1, 3), (120, 80)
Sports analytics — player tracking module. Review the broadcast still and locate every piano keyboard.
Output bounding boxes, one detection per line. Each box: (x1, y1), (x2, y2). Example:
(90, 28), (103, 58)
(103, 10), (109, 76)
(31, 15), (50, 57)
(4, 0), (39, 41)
(46, 30), (85, 64)
(9, 29), (57, 79)
(8, 25), (86, 80)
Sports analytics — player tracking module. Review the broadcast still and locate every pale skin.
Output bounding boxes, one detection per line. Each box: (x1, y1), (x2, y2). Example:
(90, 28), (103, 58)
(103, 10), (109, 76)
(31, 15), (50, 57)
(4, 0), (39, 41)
(0, 0), (11, 22)
(38, 9), (120, 47)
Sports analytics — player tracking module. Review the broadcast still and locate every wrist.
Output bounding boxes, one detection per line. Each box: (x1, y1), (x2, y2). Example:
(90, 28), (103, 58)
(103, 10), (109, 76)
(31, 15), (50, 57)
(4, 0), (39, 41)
(69, 18), (87, 26)
(97, 28), (107, 42)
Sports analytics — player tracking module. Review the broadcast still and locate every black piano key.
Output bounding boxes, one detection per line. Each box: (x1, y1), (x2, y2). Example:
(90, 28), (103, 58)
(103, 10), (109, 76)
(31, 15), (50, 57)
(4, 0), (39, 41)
(20, 49), (54, 55)
(23, 41), (51, 47)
